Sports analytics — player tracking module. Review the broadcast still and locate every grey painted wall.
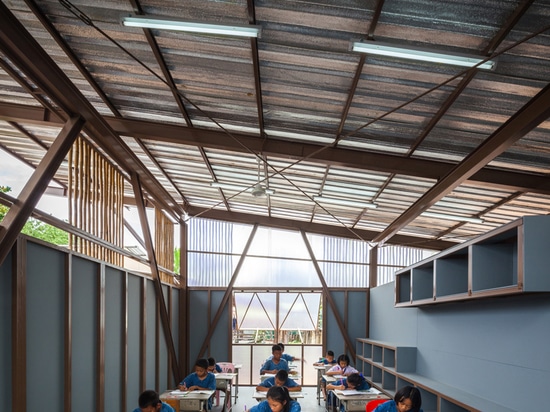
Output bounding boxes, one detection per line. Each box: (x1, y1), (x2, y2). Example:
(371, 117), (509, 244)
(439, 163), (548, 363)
(0, 249), (11, 411)
(370, 282), (550, 410)
(0, 237), (178, 412)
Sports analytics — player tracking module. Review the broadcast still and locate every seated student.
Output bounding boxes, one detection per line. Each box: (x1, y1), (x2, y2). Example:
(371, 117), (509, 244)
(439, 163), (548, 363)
(133, 389), (175, 412)
(256, 369), (302, 392)
(207, 356), (222, 373)
(326, 373), (369, 412)
(325, 354), (358, 376)
(178, 358), (216, 410)
(373, 385), (423, 412)
(249, 386), (301, 412)
(277, 342), (300, 362)
(321, 354), (358, 400)
(260, 344), (289, 375)
(313, 350), (336, 366)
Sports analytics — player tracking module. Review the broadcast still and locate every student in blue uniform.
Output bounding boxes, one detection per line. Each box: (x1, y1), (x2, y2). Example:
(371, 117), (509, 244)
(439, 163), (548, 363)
(178, 358), (216, 410)
(321, 354), (358, 400)
(326, 373), (370, 411)
(249, 386), (301, 412)
(260, 344), (289, 375)
(325, 354), (358, 377)
(256, 369), (302, 392)
(313, 350), (336, 366)
(277, 342), (300, 362)
(207, 357), (222, 373)
(373, 385), (423, 412)
(132, 390), (175, 412)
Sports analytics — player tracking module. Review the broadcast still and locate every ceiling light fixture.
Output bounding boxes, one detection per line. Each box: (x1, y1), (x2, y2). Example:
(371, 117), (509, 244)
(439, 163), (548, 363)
(122, 16), (261, 38)
(351, 41), (495, 70)
(313, 196), (378, 209)
(421, 211), (484, 224)
(210, 181), (275, 196)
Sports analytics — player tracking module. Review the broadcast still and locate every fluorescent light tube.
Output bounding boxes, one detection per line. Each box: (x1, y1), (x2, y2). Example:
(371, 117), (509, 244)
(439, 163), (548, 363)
(313, 196), (378, 209)
(352, 41), (495, 70)
(122, 16), (261, 38)
(211, 181), (274, 195)
(421, 211), (484, 224)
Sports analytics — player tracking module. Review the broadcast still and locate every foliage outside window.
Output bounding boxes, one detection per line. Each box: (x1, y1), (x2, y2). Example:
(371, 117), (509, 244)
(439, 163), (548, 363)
(0, 186), (69, 246)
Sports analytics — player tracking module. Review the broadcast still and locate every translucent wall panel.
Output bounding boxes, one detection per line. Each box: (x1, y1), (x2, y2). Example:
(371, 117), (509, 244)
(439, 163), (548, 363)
(234, 256), (321, 288)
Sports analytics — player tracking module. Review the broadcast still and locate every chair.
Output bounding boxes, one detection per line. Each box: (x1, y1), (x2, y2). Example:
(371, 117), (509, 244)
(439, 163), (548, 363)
(217, 362), (235, 373)
(366, 399), (387, 412)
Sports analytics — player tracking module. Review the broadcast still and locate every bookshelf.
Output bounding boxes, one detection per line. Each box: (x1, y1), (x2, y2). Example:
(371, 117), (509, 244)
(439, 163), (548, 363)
(395, 216), (550, 307)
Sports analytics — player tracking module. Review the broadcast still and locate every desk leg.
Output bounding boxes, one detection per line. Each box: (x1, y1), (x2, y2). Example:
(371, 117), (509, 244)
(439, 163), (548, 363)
(317, 369), (322, 405)
(234, 370), (239, 399)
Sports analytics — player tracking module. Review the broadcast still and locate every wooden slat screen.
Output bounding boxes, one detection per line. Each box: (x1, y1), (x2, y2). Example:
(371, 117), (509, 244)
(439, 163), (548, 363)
(68, 137), (124, 266)
(155, 208), (174, 283)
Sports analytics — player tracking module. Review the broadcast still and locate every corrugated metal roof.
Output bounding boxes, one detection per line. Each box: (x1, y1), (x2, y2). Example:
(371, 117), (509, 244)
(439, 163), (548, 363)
(1, 0), (550, 250)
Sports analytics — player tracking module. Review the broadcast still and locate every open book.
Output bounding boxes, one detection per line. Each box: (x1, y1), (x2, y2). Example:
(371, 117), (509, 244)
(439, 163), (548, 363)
(336, 388), (382, 396)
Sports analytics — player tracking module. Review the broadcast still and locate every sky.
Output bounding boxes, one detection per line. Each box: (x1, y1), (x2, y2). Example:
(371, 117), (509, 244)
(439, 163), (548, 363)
(0, 150), (68, 219)
(0, 149), (163, 250)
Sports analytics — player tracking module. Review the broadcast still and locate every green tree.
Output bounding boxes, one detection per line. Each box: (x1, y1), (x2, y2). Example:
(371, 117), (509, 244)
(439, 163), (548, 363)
(0, 186), (69, 246)
(174, 247), (180, 274)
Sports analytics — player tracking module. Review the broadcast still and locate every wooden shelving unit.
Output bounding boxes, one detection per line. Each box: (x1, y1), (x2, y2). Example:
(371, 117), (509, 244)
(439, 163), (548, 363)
(356, 339), (515, 412)
(395, 215), (550, 307)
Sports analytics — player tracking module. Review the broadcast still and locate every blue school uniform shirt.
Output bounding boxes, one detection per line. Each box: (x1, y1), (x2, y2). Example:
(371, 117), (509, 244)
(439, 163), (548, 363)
(132, 401), (174, 412)
(373, 400), (423, 412)
(179, 372), (216, 409)
(260, 358), (289, 374)
(258, 376), (299, 389)
(249, 399), (301, 412)
(318, 357), (337, 365)
(327, 377), (370, 410)
(267, 353), (295, 362)
(338, 377), (370, 390)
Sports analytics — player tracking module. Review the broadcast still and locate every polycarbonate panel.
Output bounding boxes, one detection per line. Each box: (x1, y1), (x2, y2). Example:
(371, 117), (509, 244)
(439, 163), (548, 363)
(278, 293), (321, 330)
(234, 256), (321, 288)
(247, 226), (311, 259)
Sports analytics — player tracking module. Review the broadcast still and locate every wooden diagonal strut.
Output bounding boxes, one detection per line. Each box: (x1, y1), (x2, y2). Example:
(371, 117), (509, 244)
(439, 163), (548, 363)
(0, 115), (85, 267)
(130, 172), (181, 385)
(300, 230), (356, 361)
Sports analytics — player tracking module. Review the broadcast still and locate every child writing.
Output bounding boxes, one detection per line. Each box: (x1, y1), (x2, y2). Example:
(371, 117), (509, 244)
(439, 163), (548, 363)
(260, 344), (290, 375)
(178, 358), (216, 410)
(373, 385), (423, 412)
(321, 354), (358, 400)
(256, 369), (302, 392)
(249, 386), (301, 412)
(326, 373), (369, 411)
(207, 356), (222, 373)
(313, 350), (336, 366)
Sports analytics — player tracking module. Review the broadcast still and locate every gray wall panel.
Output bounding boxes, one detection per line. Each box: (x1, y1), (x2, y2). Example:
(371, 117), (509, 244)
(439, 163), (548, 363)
(26, 242), (65, 411)
(188, 290), (209, 366)
(209, 290), (229, 361)
(127, 275), (141, 409)
(0, 249), (12, 410)
(369, 282), (550, 410)
(159, 284), (169, 391)
(171, 287), (179, 372)
(145, 279), (156, 389)
(369, 282), (417, 346)
(71, 256), (98, 412)
(104, 266), (124, 411)
(326, 291), (345, 357)
(346, 291), (367, 367)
